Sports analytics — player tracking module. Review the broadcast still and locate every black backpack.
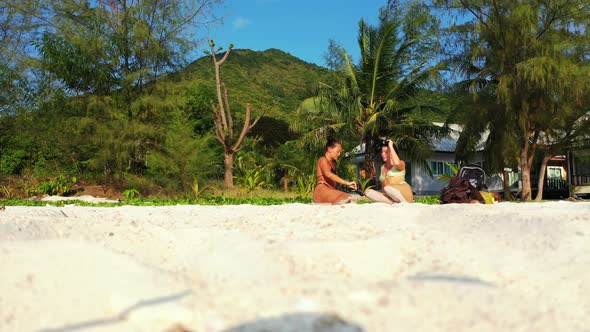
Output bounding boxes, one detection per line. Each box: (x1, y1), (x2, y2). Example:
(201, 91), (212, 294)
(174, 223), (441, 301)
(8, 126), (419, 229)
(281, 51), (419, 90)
(457, 165), (487, 191)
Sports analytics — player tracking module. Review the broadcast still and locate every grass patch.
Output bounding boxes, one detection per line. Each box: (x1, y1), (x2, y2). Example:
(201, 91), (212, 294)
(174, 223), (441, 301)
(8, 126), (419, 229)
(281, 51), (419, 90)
(0, 196), (313, 207)
(414, 196), (441, 204)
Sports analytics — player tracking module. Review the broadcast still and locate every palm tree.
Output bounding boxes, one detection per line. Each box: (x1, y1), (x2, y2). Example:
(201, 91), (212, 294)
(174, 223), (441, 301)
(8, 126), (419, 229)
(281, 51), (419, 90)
(293, 3), (445, 175)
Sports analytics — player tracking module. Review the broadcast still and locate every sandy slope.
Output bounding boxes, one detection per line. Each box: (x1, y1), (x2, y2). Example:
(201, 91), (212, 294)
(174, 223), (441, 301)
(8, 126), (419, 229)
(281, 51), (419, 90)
(1, 201), (589, 332)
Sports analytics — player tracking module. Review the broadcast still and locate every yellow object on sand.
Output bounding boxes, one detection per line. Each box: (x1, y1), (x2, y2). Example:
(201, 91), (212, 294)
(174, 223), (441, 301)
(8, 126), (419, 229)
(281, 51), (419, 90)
(480, 191), (496, 204)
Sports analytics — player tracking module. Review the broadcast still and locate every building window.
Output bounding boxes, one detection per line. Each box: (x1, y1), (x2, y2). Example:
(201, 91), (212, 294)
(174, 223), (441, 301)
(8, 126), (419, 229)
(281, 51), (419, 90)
(430, 161), (453, 175)
(547, 166), (564, 180)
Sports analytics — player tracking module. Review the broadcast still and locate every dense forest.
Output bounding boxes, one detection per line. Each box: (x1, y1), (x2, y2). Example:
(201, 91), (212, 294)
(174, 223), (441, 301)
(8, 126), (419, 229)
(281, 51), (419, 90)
(1, 0), (589, 201)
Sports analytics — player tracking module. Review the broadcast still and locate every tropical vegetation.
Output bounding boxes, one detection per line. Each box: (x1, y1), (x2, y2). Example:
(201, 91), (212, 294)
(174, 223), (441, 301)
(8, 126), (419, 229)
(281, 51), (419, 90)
(292, 1), (448, 175)
(0, 0), (588, 203)
(437, 0), (590, 200)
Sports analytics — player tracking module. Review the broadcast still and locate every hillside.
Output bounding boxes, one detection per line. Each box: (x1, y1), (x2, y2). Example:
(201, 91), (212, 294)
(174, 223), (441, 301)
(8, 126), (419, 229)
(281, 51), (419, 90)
(180, 48), (340, 121)
(173, 48), (448, 146)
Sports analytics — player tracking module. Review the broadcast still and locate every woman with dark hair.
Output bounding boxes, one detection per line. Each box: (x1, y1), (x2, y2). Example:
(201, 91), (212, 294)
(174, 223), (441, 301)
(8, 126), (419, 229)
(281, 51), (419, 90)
(313, 138), (358, 204)
(365, 139), (414, 203)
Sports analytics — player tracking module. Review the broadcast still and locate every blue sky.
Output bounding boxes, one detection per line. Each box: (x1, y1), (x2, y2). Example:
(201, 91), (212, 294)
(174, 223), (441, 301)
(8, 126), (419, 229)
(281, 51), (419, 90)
(202, 0), (386, 67)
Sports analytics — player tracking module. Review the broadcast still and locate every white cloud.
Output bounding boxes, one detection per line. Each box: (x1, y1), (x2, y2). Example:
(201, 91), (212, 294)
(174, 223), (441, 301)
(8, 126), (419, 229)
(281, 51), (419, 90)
(233, 17), (250, 30)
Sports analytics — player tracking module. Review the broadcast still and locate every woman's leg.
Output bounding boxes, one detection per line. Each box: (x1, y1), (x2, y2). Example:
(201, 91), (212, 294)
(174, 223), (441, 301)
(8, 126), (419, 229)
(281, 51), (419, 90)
(314, 184), (353, 204)
(383, 186), (407, 203)
(335, 195), (354, 205)
(365, 189), (395, 204)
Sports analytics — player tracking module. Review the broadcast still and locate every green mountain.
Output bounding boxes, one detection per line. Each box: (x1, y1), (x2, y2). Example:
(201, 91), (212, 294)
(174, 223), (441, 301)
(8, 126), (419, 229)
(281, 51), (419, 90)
(169, 48), (448, 146)
(180, 48), (339, 120)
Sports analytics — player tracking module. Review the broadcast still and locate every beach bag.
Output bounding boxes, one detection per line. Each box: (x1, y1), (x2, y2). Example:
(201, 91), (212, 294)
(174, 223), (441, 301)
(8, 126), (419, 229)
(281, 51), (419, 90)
(440, 176), (485, 204)
(458, 164), (487, 191)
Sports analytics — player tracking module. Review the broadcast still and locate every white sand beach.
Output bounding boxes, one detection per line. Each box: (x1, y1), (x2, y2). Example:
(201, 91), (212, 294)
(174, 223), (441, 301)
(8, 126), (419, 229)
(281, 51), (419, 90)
(1, 201), (589, 332)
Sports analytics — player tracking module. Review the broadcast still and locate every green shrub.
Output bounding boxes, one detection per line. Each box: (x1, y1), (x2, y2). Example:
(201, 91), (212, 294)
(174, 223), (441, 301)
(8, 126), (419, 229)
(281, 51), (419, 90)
(414, 195), (441, 204)
(238, 167), (268, 191)
(190, 178), (213, 198)
(124, 174), (161, 196)
(358, 177), (375, 192)
(292, 173), (316, 198)
(0, 184), (15, 198)
(38, 175), (77, 196)
(122, 188), (140, 199)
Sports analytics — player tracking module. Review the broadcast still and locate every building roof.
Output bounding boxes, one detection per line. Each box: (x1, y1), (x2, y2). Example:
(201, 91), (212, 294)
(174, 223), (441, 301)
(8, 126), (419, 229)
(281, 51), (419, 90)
(431, 122), (487, 153)
(349, 123), (488, 158)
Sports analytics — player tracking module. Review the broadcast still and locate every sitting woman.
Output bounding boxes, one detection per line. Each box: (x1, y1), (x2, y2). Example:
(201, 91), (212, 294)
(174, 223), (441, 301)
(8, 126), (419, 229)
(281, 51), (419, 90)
(365, 139), (414, 203)
(313, 138), (358, 204)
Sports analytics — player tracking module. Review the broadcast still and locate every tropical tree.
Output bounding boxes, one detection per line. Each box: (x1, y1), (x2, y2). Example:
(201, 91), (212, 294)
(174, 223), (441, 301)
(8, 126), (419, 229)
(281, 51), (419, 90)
(446, 77), (520, 199)
(21, 0), (223, 177)
(438, 0), (590, 200)
(293, 1), (445, 175)
(533, 108), (590, 201)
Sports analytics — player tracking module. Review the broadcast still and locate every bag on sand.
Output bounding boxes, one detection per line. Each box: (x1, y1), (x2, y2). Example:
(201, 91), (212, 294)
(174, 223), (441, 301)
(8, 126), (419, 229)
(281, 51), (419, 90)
(457, 164), (487, 191)
(440, 176), (485, 204)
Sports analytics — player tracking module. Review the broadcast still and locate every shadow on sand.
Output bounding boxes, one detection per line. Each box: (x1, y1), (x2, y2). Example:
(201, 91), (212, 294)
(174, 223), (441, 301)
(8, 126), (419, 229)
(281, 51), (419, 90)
(224, 312), (364, 332)
(37, 290), (191, 332)
(408, 273), (496, 287)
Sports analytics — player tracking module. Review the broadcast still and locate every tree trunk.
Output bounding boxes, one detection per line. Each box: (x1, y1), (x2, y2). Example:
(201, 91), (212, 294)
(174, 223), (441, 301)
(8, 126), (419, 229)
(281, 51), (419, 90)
(224, 151), (234, 188)
(534, 154), (552, 201)
(282, 171), (290, 192)
(363, 136), (377, 188)
(520, 150), (532, 201)
(519, 129), (538, 201)
(502, 169), (512, 200)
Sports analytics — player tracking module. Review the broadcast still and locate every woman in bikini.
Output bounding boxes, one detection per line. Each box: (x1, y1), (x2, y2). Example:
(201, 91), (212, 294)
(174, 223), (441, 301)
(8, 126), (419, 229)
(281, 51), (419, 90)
(313, 138), (358, 204)
(365, 139), (414, 203)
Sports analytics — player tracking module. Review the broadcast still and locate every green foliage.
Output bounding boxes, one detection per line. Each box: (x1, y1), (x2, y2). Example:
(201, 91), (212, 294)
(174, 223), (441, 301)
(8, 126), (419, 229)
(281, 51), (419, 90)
(439, 0), (590, 199)
(36, 32), (114, 94)
(0, 0), (460, 200)
(0, 149), (28, 175)
(293, 2), (446, 168)
(190, 178), (213, 198)
(0, 184), (15, 198)
(238, 167), (268, 191)
(1, 37), (343, 191)
(233, 155), (274, 191)
(183, 48), (338, 121)
(0, 196), (313, 207)
(23, 182), (40, 197)
(279, 162), (317, 198)
(292, 173), (317, 198)
(38, 175), (77, 196)
(146, 104), (220, 192)
(122, 188), (140, 200)
(414, 196), (441, 204)
(247, 116), (299, 148)
(358, 177), (375, 192)
(436, 162), (459, 184)
(31, 0), (224, 97)
(186, 82), (216, 135)
(123, 173), (162, 196)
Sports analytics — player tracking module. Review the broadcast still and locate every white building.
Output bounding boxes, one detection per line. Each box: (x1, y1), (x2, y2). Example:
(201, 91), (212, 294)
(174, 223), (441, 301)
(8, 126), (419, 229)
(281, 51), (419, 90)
(349, 123), (520, 196)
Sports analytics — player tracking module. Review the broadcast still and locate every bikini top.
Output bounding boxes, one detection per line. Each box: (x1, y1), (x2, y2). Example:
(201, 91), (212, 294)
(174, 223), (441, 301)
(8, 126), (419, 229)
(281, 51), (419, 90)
(379, 165), (406, 182)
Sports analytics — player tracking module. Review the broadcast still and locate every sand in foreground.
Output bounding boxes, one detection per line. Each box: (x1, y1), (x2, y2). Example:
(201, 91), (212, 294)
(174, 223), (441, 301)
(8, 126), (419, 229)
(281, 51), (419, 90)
(1, 201), (589, 332)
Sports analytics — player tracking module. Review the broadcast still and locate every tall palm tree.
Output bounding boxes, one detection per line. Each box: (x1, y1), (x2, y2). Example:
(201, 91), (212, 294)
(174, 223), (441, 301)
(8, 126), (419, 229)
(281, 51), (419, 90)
(293, 3), (445, 174)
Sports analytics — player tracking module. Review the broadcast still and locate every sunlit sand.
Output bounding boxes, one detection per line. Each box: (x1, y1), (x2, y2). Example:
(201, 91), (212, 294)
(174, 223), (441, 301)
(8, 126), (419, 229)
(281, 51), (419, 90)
(1, 201), (589, 331)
